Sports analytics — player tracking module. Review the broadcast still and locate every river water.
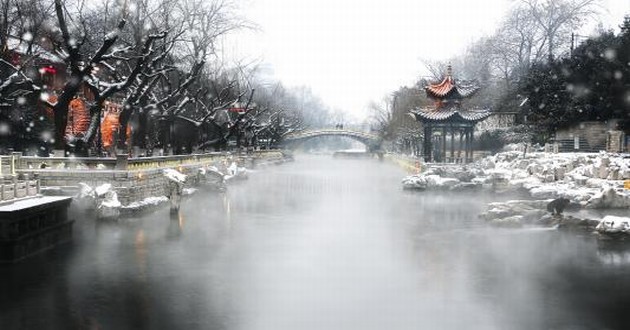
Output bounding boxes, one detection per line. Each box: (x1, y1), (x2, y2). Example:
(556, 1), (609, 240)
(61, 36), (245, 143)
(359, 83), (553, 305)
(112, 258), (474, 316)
(2, 155), (630, 329)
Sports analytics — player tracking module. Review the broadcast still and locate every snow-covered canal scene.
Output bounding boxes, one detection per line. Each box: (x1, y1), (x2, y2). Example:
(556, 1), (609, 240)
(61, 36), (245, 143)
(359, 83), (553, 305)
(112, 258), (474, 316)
(2, 0), (630, 329)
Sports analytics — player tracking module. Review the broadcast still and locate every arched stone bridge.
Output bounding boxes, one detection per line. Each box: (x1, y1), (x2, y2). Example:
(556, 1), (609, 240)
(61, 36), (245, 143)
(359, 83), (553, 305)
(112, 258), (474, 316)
(281, 129), (382, 152)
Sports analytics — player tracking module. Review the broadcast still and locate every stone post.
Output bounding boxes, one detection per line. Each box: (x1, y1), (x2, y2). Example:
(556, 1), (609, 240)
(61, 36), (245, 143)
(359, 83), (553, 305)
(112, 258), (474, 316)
(35, 173), (40, 194)
(115, 154), (129, 170)
(12, 174), (18, 199)
(23, 174), (29, 196)
(167, 180), (183, 214)
(10, 151), (22, 175)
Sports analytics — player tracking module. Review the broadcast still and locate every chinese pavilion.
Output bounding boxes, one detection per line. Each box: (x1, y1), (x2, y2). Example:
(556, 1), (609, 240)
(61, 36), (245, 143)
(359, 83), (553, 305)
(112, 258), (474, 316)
(410, 65), (491, 163)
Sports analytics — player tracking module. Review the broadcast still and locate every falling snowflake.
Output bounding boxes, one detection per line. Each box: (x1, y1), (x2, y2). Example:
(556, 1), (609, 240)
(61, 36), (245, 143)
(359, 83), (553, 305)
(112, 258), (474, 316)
(17, 96), (26, 105)
(603, 49), (616, 61)
(0, 122), (10, 135)
(40, 92), (50, 101)
(22, 32), (33, 42)
(40, 131), (52, 141)
(614, 71), (623, 80)
(538, 103), (546, 110)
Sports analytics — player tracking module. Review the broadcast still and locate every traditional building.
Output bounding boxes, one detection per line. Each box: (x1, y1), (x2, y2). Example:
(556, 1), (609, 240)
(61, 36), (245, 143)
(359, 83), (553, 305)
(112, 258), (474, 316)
(410, 66), (490, 163)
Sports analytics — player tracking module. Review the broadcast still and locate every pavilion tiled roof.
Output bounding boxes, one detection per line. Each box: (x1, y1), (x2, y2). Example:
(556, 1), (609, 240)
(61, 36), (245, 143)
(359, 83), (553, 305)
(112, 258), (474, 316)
(425, 66), (480, 100)
(425, 77), (480, 99)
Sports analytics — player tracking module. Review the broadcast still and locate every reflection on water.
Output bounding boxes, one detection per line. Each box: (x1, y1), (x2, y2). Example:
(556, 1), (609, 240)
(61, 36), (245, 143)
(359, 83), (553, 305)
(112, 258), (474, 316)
(1, 155), (630, 329)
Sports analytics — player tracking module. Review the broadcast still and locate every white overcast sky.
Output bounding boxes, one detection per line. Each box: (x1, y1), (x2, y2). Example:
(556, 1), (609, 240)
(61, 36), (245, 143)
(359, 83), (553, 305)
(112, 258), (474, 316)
(229, 0), (630, 119)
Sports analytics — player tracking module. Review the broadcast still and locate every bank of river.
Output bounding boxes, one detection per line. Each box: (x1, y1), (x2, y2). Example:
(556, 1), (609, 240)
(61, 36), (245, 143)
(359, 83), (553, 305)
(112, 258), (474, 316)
(1, 155), (629, 329)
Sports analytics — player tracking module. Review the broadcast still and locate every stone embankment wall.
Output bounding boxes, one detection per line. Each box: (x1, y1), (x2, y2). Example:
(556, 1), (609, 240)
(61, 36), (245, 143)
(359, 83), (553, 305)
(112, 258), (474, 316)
(554, 121), (626, 152)
(14, 151), (287, 206)
(384, 151), (494, 172)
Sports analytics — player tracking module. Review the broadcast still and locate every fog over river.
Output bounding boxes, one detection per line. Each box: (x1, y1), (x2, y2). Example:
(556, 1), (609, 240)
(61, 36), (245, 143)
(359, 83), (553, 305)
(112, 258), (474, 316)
(2, 155), (630, 329)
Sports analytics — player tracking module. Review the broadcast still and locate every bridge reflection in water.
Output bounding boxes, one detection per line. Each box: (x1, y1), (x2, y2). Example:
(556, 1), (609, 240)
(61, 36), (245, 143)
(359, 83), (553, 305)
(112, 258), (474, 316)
(1, 156), (629, 329)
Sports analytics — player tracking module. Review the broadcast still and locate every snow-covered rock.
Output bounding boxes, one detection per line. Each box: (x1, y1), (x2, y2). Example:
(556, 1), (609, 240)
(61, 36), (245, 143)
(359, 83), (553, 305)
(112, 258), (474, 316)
(595, 215), (630, 240)
(94, 183), (113, 197)
(480, 199), (551, 227)
(224, 162), (248, 181)
(163, 168), (187, 183)
(406, 151), (630, 209)
(74, 182), (97, 209)
(121, 196), (169, 214)
(586, 187), (630, 209)
(402, 174), (461, 190)
(596, 215), (630, 234)
(94, 183), (121, 220)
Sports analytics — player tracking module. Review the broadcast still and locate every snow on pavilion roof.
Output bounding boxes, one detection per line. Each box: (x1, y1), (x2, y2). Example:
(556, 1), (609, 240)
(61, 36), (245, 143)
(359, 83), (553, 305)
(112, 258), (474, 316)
(412, 107), (491, 123)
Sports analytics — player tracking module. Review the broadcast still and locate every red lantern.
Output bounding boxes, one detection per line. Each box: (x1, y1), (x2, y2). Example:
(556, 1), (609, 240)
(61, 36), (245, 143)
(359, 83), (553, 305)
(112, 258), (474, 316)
(41, 66), (57, 74)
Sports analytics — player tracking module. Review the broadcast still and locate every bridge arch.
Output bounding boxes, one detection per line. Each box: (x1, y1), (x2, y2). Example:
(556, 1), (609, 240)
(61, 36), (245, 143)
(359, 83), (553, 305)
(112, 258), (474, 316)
(280, 129), (382, 152)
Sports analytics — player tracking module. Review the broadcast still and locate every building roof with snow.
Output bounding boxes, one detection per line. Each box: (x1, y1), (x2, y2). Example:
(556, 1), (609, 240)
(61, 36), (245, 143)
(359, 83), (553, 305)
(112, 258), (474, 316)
(412, 108), (491, 123)
(424, 65), (479, 101)
(7, 36), (64, 64)
(412, 65), (490, 124)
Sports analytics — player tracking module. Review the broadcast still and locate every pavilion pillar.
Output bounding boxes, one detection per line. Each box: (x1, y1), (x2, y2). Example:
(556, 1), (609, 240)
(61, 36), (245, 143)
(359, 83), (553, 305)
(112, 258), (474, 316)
(441, 126), (447, 163)
(462, 128), (468, 163)
(457, 130), (464, 161)
(423, 124), (432, 162)
(450, 126), (455, 163)
(468, 127), (475, 163)
(463, 127), (470, 163)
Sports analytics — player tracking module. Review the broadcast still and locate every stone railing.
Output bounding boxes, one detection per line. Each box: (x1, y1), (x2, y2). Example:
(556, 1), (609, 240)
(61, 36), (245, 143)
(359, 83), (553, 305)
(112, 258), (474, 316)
(0, 175), (40, 201)
(0, 153), (22, 176)
(14, 152), (250, 171)
(14, 150), (287, 171)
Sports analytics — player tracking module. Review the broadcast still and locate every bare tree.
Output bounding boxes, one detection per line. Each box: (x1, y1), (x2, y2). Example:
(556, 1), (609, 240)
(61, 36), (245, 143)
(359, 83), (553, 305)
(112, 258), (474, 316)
(516, 0), (600, 62)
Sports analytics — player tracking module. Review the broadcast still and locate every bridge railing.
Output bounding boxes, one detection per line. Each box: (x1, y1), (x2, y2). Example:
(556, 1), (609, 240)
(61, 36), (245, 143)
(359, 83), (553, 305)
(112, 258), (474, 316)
(283, 129), (379, 141)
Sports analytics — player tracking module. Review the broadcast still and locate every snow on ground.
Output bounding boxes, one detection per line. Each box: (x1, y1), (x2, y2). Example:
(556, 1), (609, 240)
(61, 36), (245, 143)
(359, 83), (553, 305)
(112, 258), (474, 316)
(403, 151), (630, 209)
(0, 196), (72, 212)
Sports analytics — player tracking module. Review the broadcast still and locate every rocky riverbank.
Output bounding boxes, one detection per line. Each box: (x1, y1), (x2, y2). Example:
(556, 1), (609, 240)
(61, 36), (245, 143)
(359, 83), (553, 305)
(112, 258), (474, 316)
(402, 151), (630, 240)
(403, 151), (630, 208)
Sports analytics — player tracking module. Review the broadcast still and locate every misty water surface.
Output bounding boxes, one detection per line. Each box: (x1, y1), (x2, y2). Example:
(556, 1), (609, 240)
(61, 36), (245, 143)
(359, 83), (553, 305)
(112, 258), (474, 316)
(1, 155), (630, 330)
